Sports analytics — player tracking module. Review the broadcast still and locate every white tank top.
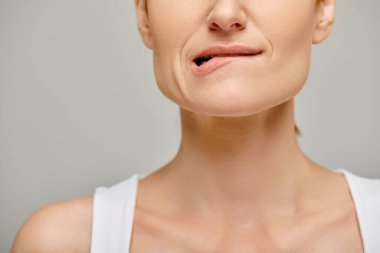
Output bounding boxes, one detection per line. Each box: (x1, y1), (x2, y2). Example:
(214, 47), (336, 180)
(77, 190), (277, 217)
(90, 168), (380, 253)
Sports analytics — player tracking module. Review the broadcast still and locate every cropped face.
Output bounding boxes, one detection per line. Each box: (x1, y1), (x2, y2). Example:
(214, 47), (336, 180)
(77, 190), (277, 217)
(135, 0), (335, 117)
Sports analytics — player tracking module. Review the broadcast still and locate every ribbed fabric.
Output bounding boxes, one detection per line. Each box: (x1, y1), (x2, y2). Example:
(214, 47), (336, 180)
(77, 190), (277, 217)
(90, 168), (380, 253)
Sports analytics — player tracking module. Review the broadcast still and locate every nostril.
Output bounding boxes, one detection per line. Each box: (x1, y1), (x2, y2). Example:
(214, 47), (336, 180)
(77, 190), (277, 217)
(209, 22), (220, 31)
(233, 23), (243, 29)
(209, 22), (245, 32)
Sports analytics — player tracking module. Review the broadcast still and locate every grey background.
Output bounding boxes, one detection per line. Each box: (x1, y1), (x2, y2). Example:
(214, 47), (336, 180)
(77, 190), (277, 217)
(0, 0), (379, 252)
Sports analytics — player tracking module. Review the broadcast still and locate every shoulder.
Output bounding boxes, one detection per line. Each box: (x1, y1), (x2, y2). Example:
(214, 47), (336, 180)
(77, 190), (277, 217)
(11, 195), (93, 253)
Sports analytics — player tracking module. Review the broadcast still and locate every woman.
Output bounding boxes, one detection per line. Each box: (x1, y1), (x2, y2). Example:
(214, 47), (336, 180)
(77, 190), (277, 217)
(11, 0), (380, 252)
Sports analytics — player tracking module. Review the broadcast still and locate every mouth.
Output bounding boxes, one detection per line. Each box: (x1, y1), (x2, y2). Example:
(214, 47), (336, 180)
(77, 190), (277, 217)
(190, 45), (264, 76)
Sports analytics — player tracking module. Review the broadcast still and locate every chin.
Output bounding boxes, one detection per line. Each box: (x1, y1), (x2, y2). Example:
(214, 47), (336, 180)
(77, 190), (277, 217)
(159, 71), (303, 118)
(177, 93), (285, 118)
(182, 83), (289, 117)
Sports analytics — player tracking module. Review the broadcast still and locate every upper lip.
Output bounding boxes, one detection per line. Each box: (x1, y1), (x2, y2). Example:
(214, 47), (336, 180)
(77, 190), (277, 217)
(191, 44), (263, 61)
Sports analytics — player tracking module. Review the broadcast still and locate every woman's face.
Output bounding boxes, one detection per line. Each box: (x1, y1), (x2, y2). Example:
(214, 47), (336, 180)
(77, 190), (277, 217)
(135, 0), (335, 117)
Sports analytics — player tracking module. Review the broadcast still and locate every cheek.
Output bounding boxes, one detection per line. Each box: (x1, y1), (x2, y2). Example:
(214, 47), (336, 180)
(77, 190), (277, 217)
(255, 1), (317, 100)
(257, 0), (316, 48)
(148, 1), (200, 99)
(148, 1), (201, 57)
(259, 1), (316, 73)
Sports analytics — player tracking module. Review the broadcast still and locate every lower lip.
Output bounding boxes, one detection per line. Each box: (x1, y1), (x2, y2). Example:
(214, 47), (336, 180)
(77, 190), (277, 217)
(191, 54), (262, 76)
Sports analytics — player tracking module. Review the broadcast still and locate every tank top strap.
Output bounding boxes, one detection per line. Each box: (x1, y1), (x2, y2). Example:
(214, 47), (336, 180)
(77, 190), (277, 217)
(335, 168), (380, 253)
(90, 174), (139, 253)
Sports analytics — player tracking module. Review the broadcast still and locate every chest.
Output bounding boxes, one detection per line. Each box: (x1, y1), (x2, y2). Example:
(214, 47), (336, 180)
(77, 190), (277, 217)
(129, 208), (364, 253)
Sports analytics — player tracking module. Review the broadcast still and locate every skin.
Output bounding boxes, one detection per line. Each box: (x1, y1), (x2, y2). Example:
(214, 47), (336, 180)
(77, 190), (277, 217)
(11, 0), (365, 252)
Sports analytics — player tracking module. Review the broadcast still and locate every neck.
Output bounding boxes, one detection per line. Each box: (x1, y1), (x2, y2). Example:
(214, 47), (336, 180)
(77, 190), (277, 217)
(156, 99), (324, 227)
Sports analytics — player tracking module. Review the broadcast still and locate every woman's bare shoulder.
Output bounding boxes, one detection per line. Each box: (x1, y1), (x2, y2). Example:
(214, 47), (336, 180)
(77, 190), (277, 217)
(11, 195), (94, 253)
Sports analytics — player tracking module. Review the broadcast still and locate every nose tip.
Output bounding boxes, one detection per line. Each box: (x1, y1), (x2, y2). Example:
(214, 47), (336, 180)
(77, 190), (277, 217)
(207, 1), (247, 32)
